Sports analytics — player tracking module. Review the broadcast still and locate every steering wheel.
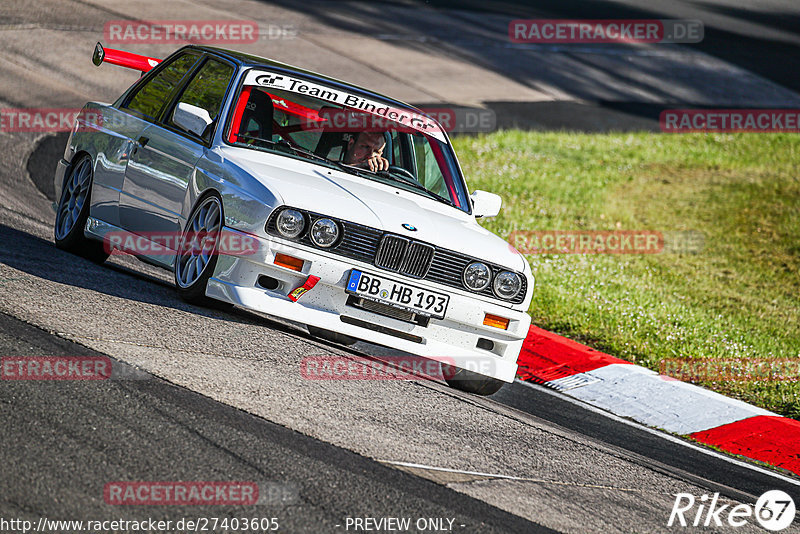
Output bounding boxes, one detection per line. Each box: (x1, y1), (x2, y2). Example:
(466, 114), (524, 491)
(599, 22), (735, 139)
(387, 165), (420, 184)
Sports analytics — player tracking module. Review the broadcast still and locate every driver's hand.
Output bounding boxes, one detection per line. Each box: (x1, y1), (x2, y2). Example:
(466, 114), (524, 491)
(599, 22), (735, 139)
(362, 155), (389, 172)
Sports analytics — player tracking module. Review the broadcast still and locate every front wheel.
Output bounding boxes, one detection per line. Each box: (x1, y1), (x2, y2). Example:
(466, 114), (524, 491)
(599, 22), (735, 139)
(441, 364), (505, 396)
(54, 155), (109, 263)
(175, 193), (230, 308)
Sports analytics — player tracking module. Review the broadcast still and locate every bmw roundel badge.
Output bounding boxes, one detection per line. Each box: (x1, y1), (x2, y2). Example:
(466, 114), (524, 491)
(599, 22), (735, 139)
(402, 223), (417, 231)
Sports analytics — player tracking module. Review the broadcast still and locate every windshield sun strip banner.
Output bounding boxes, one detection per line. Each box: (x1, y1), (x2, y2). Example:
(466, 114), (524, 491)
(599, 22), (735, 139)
(242, 70), (447, 143)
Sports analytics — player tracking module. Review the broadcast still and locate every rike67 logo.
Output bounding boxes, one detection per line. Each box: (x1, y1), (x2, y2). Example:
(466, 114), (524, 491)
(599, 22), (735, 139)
(669, 490), (796, 531)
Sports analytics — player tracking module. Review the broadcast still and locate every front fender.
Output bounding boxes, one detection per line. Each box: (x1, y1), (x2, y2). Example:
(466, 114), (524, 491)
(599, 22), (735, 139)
(185, 151), (282, 236)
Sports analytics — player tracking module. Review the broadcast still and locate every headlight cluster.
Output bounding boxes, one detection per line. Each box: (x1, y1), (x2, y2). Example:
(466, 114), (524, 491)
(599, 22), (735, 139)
(310, 218), (339, 248)
(275, 209), (305, 238)
(462, 261), (523, 300)
(463, 262), (491, 291)
(273, 208), (340, 248)
(493, 270), (523, 299)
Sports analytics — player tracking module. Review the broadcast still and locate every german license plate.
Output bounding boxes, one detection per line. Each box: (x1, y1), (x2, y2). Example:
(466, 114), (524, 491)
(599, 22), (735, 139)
(346, 269), (449, 319)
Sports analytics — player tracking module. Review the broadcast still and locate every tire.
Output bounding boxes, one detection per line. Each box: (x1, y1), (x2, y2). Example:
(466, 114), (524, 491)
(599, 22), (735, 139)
(174, 193), (231, 308)
(307, 325), (357, 346)
(54, 155), (109, 263)
(441, 364), (505, 396)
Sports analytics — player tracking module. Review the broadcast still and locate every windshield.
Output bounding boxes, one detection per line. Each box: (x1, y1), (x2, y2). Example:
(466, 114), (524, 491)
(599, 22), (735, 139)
(224, 68), (470, 212)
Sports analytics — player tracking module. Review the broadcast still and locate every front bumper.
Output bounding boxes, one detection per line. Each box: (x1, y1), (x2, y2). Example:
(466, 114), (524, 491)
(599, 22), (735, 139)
(206, 228), (530, 383)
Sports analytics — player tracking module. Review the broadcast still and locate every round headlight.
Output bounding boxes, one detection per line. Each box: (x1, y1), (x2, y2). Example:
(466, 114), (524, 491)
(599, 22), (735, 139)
(493, 271), (522, 299)
(463, 262), (491, 291)
(276, 209), (305, 239)
(310, 218), (339, 248)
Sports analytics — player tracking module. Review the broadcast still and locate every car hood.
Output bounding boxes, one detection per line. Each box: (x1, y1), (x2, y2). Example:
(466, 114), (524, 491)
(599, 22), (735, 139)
(220, 147), (527, 272)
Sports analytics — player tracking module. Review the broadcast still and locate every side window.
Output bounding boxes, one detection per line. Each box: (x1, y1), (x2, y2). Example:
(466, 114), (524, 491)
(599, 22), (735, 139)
(125, 54), (199, 119)
(169, 59), (234, 142)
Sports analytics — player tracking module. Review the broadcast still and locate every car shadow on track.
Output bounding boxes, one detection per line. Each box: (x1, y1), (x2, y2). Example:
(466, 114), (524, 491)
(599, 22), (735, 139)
(28, 132), (66, 202)
(0, 223), (302, 337)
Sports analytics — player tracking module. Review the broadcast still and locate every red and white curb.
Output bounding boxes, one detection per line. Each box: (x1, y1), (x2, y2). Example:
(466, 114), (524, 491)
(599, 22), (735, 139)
(516, 325), (800, 477)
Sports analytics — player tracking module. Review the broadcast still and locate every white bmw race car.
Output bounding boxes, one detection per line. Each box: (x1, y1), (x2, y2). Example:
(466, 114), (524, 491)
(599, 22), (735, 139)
(53, 43), (534, 395)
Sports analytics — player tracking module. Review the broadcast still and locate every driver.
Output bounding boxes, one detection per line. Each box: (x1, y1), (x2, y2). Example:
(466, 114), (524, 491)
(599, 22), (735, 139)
(342, 131), (389, 172)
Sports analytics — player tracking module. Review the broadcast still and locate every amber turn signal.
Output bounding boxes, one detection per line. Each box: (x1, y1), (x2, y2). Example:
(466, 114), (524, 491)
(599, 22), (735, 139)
(483, 313), (510, 330)
(274, 253), (304, 272)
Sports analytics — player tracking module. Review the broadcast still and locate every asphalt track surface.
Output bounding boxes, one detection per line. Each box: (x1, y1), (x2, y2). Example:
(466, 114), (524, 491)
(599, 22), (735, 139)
(269, 0), (800, 131)
(2, 1), (800, 533)
(391, 0), (800, 118)
(466, 0), (800, 93)
(0, 311), (550, 533)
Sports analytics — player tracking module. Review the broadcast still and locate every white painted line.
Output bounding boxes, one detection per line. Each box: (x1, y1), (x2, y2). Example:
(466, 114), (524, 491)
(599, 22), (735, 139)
(515, 379), (800, 488)
(380, 460), (664, 493)
(380, 460), (527, 481)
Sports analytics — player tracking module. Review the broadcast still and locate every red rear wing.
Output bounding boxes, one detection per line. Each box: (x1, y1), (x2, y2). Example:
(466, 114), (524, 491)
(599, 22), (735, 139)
(92, 42), (161, 73)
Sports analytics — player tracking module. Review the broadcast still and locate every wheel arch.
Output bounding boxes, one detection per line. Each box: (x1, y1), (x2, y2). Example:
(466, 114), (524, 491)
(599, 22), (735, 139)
(181, 186), (224, 234)
(55, 150), (94, 204)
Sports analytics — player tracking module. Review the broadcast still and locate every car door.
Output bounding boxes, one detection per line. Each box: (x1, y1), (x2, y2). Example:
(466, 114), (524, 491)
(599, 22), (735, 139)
(116, 52), (200, 237)
(81, 105), (151, 228)
(119, 55), (235, 247)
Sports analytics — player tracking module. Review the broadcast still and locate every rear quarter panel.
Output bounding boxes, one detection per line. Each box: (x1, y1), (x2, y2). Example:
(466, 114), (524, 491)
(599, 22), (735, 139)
(56, 103), (149, 227)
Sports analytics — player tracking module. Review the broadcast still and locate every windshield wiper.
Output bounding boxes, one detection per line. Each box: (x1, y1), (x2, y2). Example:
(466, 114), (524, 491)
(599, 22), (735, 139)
(234, 134), (277, 147)
(378, 169), (455, 207)
(235, 135), (382, 180)
(334, 162), (454, 207)
(333, 162), (382, 178)
(273, 138), (333, 165)
(235, 135), (332, 164)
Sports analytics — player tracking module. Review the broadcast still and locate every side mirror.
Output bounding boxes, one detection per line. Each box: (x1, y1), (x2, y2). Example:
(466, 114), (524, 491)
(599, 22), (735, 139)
(172, 102), (212, 138)
(471, 190), (502, 218)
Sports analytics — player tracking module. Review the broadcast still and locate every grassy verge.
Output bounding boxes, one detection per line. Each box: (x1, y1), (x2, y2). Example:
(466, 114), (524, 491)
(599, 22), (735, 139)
(452, 131), (800, 418)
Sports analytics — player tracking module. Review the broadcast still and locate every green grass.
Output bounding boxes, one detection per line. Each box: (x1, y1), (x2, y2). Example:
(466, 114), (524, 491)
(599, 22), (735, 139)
(452, 131), (800, 418)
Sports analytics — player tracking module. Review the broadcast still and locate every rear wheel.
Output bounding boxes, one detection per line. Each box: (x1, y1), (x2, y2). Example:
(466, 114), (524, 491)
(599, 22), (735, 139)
(441, 364), (505, 396)
(54, 155), (109, 263)
(175, 193), (230, 308)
